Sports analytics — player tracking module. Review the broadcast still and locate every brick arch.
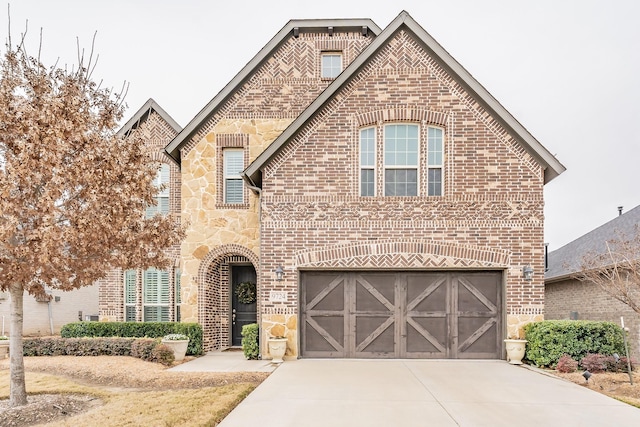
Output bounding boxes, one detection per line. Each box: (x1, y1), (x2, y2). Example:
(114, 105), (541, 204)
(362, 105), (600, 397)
(354, 107), (449, 128)
(295, 240), (510, 269)
(197, 244), (259, 351)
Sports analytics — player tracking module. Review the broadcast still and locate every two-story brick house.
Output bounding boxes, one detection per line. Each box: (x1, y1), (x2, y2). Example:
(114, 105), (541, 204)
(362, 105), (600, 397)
(104, 11), (565, 360)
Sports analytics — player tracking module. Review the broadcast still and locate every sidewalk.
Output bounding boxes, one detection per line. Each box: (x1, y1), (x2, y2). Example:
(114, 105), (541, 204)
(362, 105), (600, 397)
(168, 349), (278, 373)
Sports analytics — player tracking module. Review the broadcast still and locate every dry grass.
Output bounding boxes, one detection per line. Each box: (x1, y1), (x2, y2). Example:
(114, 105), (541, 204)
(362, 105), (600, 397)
(0, 356), (266, 426)
(45, 384), (255, 427)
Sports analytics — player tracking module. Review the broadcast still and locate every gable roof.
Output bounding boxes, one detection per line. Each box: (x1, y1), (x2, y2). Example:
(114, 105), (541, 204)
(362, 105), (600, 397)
(164, 18), (383, 164)
(118, 98), (182, 137)
(243, 10), (566, 187)
(546, 205), (640, 282)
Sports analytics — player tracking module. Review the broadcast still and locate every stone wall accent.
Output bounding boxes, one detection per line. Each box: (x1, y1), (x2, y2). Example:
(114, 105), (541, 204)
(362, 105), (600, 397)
(546, 278), (639, 356)
(262, 311), (297, 359)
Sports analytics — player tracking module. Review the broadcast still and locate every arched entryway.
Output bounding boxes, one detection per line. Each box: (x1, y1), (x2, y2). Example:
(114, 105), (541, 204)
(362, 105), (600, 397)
(197, 245), (259, 352)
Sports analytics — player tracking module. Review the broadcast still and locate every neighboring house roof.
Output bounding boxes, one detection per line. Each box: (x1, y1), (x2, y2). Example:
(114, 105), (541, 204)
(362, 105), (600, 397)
(118, 98), (182, 137)
(545, 205), (640, 283)
(164, 18), (383, 164)
(243, 10), (566, 187)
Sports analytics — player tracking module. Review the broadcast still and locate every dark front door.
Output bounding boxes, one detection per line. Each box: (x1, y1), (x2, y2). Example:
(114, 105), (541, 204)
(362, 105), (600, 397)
(231, 265), (257, 346)
(301, 271), (502, 358)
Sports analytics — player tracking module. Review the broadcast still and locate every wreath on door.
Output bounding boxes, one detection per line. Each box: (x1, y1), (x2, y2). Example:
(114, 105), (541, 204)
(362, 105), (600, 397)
(235, 281), (257, 304)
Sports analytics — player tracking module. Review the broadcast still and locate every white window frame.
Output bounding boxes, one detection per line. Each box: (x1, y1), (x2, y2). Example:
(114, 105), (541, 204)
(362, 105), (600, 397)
(223, 148), (244, 204)
(359, 127), (376, 197)
(383, 123), (420, 197)
(427, 127), (444, 196)
(321, 52), (342, 78)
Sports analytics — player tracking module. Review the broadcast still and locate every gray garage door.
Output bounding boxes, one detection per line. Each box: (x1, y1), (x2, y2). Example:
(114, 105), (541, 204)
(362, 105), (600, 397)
(300, 271), (502, 359)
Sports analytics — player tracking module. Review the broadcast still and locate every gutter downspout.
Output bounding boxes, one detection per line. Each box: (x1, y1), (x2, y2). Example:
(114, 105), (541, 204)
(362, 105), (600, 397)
(242, 173), (263, 359)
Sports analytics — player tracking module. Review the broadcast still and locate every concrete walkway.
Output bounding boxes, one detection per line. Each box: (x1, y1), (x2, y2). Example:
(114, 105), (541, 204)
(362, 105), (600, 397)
(168, 350), (277, 373)
(217, 359), (640, 427)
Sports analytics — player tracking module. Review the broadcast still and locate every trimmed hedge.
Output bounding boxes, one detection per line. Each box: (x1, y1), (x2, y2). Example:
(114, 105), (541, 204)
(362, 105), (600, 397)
(22, 337), (175, 366)
(523, 320), (625, 367)
(23, 337), (135, 356)
(61, 322), (204, 356)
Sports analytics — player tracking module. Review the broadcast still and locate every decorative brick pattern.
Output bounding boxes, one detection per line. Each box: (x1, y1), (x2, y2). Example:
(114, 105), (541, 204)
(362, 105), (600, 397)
(295, 240), (510, 269)
(181, 31), (374, 157)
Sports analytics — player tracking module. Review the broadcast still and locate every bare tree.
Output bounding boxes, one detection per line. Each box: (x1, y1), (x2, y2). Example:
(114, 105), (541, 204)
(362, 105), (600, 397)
(575, 226), (640, 315)
(0, 29), (184, 406)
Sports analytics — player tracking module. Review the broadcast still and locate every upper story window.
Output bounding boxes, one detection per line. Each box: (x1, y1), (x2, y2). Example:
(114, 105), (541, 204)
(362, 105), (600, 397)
(359, 123), (444, 197)
(223, 148), (244, 204)
(146, 163), (170, 217)
(384, 124), (419, 196)
(321, 52), (342, 78)
(360, 127), (376, 197)
(427, 127), (444, 196)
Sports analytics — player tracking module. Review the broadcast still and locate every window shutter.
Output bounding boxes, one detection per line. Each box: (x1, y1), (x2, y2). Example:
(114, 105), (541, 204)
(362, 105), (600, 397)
(224, 150), (244, 176)
(159, 270), (170, 304)
(144, 269), (159, 304)
(125, 270), (136, 304)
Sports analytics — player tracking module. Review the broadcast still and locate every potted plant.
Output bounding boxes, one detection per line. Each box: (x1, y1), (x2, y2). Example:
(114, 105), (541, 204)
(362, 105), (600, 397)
(161, 333), (190, 361)
(0, 335), (8, 359)
(504, 334), (527, 365)
(268, 335), (288, 363)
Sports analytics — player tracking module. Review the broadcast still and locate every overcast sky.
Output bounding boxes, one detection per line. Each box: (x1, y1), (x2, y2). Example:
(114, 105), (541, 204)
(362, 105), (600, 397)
(4, 0), (639, 251)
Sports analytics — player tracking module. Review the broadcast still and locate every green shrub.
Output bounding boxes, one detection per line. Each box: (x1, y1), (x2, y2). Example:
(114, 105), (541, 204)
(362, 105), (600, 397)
(524, 320), (625, 367)
(241, 323), (259, 360)
(61, 322), (203, 355)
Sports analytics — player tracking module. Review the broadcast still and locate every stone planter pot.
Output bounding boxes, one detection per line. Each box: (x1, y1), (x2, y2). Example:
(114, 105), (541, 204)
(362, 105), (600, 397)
(504, 339), (527, 365)
(268, 337), (288, 363)
(0, 340), (8, 359)
(161, 339), (189, 361)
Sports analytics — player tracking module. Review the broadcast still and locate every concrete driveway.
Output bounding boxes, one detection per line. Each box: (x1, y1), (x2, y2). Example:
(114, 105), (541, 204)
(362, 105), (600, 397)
(219, 359), (640, 427)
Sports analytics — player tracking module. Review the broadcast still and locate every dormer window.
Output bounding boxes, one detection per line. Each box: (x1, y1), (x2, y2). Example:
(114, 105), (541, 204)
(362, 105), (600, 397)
(321, 52), (342, 78)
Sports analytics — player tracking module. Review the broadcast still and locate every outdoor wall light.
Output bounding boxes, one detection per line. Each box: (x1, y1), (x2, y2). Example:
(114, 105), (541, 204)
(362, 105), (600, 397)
(522, 265), (534, 281)
(274, 265), (285, 282)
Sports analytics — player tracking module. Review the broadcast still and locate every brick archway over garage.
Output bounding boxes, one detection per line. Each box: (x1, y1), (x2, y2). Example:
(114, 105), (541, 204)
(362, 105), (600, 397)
(295, 240), (511, 269)
(197, 244), (259, 351)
